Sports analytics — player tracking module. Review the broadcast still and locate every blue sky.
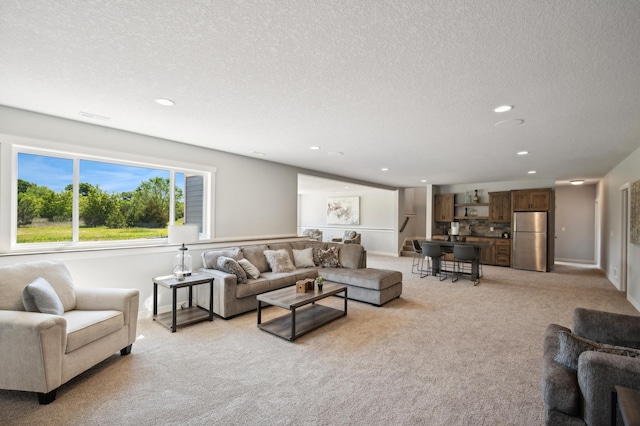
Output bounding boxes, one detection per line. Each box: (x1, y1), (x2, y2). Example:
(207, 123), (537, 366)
(18, 153), (176, 193)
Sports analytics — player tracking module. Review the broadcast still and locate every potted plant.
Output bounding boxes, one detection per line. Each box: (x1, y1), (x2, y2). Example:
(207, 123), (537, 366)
(315, 276), (324, 291)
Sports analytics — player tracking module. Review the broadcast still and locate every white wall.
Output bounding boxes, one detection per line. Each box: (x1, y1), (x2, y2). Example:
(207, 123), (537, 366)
(599, 145), (640, 310)
(555, 184), (596, 263)
(0, 106), (311, 315)
(298, 188), (398, 255)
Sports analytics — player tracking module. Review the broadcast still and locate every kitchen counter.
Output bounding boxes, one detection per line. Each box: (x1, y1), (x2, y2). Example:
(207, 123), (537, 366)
(432, 234), (510, 240)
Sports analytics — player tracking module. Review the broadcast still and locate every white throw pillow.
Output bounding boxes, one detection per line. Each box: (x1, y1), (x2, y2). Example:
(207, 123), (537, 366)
(238, 258), (260, 279)
(293, 248), (315, 268)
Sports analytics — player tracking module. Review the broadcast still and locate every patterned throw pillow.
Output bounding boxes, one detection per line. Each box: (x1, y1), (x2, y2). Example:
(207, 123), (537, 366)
(217, 256), (248, 284)
(263, 249), (296, 273)
(554, 330), (640, 370)
(318, 246), (341, 268)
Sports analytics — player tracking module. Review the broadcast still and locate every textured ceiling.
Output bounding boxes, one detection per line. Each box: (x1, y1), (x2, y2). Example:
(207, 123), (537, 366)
(2, 1), (640, 189)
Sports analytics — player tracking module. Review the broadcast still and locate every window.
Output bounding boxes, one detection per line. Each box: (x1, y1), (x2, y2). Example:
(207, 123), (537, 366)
(13, 147), (210, 248)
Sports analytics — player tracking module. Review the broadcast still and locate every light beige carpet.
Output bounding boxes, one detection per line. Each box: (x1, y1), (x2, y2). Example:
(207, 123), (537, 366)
(1, 255), (635, 425)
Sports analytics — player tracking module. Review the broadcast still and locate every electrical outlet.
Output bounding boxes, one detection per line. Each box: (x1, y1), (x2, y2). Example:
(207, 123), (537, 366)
(613, 268), (618, 278)
(490, 227), (494, 232)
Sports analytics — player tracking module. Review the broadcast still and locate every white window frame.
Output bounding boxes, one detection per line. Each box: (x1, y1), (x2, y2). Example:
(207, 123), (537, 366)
(0, 137), (215, 254)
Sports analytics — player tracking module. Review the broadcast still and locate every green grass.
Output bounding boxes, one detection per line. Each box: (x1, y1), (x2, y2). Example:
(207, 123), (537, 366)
(17, 224), (168, 244)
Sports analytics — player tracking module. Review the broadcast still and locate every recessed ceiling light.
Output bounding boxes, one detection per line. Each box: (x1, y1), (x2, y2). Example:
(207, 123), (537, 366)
(570, 180), (584, 185)
(495, 119), (524, 128)
(344, 186), (350, 189)
(155, 98), (175, 106)
(420, 179), (427, 183)
(528, 170), (536, 174)
(494, 105), (513, 113)
(327, 151), (343, 156)
(517, 151), (529, 156)
(250, 151), (266, 156)
(310, 146), (321, 150)
(381, 168), (389, 171)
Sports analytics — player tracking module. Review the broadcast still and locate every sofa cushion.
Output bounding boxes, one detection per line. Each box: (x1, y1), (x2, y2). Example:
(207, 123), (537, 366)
(202, 247), (243, 269)
(22, 277), (65, 315)
(217, 256), (248, 284)
(554, 330), (640, 370)
(0, 260), (77, 312)
(264, 249), (296, 273)
(241, 245), (270, 273)
(64, 310), (124, 353)
(319, 268), (401, 291)
(238, 258), (260, 279)
(573, 308), (640, 350)
(236, 279), (270, 298)
(293, 248), (315, 268)
(260, 271), (299, 290)
(318, 246), (341, 268)
(337, 243), (364, 269)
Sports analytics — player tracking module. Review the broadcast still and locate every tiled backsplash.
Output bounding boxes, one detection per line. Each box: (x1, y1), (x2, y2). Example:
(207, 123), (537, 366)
(436, 219), (511, 237)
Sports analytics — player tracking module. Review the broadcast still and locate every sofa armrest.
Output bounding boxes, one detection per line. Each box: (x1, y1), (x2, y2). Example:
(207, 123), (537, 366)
(573, 308), (640, 349)
(197, 268), (238, 318)
(74, 288), (139, 344)
(0, 311), (67, 393)
(578, 350), (640, 426)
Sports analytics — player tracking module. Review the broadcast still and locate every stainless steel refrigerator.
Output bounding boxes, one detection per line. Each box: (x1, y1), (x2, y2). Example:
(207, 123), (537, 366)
(512, 211), (547, 272)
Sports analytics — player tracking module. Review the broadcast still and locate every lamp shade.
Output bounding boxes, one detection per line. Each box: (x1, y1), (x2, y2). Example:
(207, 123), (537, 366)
(168, 224), (199, 244)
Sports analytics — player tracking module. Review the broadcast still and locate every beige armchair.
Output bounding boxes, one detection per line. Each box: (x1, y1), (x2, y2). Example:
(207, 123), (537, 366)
(0, 260), (139, 404)
(332, 230), (362, 244)
(302, 228), (323, 241)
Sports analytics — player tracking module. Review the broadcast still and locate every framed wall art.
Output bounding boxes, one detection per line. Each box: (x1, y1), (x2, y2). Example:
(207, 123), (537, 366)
(327, 197), (360, 225)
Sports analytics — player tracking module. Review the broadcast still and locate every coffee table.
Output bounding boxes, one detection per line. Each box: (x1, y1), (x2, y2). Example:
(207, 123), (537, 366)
(257, 282), (347, 341)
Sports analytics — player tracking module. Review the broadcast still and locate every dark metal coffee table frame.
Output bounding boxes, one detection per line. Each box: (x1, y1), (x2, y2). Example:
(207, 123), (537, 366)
(257, 283), (347, 341)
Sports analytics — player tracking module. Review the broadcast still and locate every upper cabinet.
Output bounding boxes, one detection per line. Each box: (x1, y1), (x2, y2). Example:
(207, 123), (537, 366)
(434, 193), (454, 222)
(488, 191), (511, 222)
(511, 188), (552, 211)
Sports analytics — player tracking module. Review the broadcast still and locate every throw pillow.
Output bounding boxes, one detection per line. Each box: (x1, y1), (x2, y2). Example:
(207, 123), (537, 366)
(293, 248), (315, 268)
(217, 256), (248, 284)
(238, 258), (260, 279)
(554, 330), (640, 370)
(22, 277), (65, 315)
(263, 249), (296, 273)
(318, 246), (341, 268)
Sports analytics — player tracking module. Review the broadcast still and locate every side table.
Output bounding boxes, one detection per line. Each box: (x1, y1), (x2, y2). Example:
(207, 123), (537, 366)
(153, 272), (214, 332)
(613, 385), (640, 426)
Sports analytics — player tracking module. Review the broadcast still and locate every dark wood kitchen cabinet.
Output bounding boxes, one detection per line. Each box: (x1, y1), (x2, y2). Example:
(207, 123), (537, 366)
(434, 193), (454, 222)
(488, 191), (511, 222)
(465, 237), (495, 265)
(494, 239), (511, 267)
(511, 189), (551, 211)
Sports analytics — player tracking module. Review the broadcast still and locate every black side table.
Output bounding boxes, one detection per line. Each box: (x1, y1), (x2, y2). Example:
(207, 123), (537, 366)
(153, 272), (214, 332)
(613, 385), (640, 426)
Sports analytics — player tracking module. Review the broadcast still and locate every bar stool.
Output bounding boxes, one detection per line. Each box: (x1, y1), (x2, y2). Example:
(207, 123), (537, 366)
(411, 240), (423, 274)
(452, 245), (479, 285)
(421, 243), (448, 280)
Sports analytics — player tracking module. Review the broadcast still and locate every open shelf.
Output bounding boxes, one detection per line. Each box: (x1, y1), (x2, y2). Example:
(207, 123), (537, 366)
(454, 203), (488, 207)
(454, 216), (488, 220)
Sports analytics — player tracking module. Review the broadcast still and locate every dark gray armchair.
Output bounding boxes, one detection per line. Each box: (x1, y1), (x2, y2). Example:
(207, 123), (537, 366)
(542, 308), (640, 426)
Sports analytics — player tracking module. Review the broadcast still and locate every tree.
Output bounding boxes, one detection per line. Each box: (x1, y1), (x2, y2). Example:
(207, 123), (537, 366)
(17, 192), (39, 226)
(127, 177), (176, 227)
(80, 185), (115, 227)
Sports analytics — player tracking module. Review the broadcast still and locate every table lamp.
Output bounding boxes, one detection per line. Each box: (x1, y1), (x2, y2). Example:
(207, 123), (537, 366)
(168, 224), (199, 279)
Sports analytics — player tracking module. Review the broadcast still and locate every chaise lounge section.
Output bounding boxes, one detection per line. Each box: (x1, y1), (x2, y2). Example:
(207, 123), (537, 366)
(196, 240), (402, 319)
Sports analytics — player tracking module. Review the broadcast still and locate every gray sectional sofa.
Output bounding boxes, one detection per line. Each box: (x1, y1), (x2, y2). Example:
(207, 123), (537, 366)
(195, 240), (402, 319)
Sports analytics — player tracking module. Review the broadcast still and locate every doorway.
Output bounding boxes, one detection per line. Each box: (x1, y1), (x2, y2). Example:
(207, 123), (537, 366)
(620, 184), (629, 293)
